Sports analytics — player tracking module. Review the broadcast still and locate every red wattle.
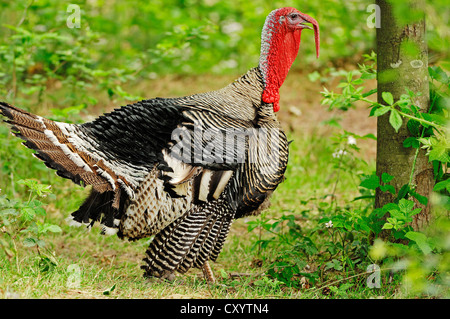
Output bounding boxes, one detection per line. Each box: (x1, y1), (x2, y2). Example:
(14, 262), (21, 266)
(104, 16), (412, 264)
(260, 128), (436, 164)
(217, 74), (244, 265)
(261, 25), (301, 113)
(262, 89), (280, 112)
(273, 101), (280, 112)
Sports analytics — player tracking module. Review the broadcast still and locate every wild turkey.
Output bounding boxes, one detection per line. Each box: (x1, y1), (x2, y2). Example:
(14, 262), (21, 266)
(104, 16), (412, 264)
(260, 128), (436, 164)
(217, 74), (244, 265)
(0, 7), (319, 283)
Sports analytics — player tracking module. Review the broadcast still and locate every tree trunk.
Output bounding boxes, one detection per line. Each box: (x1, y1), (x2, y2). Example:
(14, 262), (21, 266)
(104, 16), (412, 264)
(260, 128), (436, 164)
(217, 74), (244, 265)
(375, 0), (434, 230)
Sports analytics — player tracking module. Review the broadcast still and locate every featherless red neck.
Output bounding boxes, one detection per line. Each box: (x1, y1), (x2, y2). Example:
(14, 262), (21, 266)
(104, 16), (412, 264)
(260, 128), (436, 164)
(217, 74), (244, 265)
(259, 7), (319, 112)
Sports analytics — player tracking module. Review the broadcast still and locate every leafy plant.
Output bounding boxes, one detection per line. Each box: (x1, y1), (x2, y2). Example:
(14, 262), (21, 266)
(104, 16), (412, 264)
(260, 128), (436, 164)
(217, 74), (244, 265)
(0, 179), (60, 272)
(322, 55), (449, 175)
(381, 199), (422, 237)
(246, 53), (449, 296)
(320, 53), (449, 296)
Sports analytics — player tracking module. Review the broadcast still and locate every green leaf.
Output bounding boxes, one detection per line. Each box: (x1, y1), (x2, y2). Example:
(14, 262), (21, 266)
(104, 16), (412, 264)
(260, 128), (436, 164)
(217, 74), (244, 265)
(373, 106), (391, 117)
(34, 206), (46, 217)
(23, 237), (37, 247)
(382, 203), (399, 213)
(433, 179), (450, 192)
(410, 190), (429, 206)
(389, 110), (403, 132)
(422, 113), (448, 126)
(325, 259), (343, 271)
(381, 172), (394, 183)
(407, 119), (421, 136)
(361, 72), (376, 80)
(246, 221), (259, 232)
(380, 184), (396, 194)
(360, 174), (380, 190)
(45, 224), (62, 233)
(1, 208), (17, 216)
(361, 133), (377, 140)
(220, 269), (228, 279)
(428, 66), (449, 84)
(428, 145), (450, 163)
(382, 223), (393, 230)
(405, 231), (432, 254)
(411, 208), (423, 216)
(382, 91), (394, 105)
(362, 88), (377, 98)
(21, 207), (36, 221)
(403, 137), (420, 149)
(398, 198), (415, 213)
(103, 284), (116, 295)
(36, 239), (46, 248)
(352, 78), (364, 85)
(397, 184), (410, 201)
(388, 209), (403, 221)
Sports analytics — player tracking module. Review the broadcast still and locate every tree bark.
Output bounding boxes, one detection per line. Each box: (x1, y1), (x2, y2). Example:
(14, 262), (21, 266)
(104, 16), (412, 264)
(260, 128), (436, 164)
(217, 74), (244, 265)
(375, 0), (434, 230)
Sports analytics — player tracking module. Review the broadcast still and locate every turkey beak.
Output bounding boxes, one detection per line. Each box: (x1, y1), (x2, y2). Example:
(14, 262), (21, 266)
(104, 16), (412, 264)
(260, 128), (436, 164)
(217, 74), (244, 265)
(298, 23), (313, 30)
(298, 13), (320, 59)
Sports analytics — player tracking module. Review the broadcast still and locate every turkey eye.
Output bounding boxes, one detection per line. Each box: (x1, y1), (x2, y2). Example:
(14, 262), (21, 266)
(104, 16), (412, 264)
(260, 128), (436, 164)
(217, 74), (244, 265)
(289, 13), (300, 20)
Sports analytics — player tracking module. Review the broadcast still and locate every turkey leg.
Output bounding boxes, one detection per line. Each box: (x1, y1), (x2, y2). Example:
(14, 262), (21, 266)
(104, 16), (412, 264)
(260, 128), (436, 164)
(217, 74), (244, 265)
(202, 261), (216, 284)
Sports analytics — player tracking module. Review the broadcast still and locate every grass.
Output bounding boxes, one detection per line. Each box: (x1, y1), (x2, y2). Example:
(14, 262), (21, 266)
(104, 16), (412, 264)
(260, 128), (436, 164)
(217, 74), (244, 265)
(0, 70), (411, 300)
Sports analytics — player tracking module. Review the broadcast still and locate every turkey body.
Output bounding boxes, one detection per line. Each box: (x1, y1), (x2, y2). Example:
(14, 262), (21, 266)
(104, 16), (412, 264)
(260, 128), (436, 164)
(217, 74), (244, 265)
(0, 6), (319, 280)
(0, 67), (289, 279)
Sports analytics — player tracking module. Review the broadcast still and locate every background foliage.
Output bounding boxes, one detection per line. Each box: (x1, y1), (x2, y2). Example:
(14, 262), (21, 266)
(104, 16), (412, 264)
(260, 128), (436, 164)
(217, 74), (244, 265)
(1, 0), (448, 110)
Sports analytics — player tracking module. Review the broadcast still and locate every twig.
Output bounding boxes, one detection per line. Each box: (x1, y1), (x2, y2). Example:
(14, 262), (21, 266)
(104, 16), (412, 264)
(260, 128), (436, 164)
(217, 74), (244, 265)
(17, 0), (35, 27)
(408, 90), (440, 188)
(91, 267), (103, 284)
(301, 266), (397, 297)
(12, 54), (16, 102)
(228, 272), (262, 279)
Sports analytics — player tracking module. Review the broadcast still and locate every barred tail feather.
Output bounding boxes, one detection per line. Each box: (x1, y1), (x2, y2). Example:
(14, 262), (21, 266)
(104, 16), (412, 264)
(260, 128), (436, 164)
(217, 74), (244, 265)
(0, 102), (126, 234)
(180, 202), (233, 271)
(0, 102), (109, 189)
